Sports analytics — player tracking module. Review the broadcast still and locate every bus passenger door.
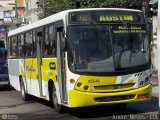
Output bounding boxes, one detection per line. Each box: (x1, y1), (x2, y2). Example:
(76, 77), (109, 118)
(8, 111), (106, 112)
(57, 27), (67, 102)
(36, 31), (44, 97)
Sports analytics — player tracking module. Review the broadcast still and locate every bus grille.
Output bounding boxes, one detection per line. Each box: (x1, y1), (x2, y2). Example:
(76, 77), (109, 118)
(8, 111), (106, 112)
(94, 95), (135, 102)
(94, 83), (135, 91)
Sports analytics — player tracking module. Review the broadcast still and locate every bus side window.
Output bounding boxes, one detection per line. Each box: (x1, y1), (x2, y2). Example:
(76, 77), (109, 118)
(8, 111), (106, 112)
(17, 35), (21, 57)
(25, 32), (33, 57)
(45, 41), (56, 56)
(44, 25), (56, 57)
(33, 30), (37, 57)
(20, 34), (25, 57)
(11, 36), (18, 58)
(8, 37), (12, 58)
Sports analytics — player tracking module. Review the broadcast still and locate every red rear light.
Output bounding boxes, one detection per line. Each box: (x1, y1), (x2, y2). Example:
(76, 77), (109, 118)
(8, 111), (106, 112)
(137, 94), (149, 99)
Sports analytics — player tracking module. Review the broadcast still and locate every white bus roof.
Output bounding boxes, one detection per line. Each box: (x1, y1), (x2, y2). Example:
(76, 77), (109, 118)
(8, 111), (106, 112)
(8, 8), (142, 37)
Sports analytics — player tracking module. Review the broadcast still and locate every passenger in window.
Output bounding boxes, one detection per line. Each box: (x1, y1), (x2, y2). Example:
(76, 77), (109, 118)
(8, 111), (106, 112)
(26, 45), (32, 56)
(45, 41), (56, 56)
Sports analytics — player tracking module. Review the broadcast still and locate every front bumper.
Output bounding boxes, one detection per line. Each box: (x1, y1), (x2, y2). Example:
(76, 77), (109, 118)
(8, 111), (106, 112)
(0, 74), (9, 85)
(0, 81), (9, 85)
(68, 84), (151, 108)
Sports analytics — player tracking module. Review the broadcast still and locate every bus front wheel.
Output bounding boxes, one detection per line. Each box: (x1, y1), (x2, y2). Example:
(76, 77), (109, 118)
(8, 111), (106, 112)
(20, 79), (30, 101)
(52, 85), (65, 113)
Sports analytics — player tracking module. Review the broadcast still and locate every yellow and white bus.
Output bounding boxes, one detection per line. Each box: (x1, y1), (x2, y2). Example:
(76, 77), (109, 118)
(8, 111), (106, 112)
(7, 8), (152, 113)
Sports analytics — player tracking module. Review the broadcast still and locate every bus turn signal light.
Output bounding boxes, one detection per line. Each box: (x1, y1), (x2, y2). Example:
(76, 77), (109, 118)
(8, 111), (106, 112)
(70, 79), (75, 84)
(77, 82), (82, 87)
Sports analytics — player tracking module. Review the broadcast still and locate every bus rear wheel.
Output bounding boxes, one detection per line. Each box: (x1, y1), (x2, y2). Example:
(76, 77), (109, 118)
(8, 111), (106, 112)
(20, 79), (30, 101)
(52, 86), (65, 113)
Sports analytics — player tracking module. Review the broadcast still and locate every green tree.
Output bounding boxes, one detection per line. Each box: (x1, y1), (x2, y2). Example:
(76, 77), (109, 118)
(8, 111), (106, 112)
(38, 0), (130, 18)
(80, 0), (129, 8)
(38, 0), (74, 18)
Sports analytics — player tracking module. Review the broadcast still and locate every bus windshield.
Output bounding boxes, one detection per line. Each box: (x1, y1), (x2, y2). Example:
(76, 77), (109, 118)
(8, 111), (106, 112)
(67, 23), (149, 73)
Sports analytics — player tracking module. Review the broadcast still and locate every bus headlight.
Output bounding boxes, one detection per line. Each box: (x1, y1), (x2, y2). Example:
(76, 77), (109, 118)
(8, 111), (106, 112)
(139, 77), (150, 87)
(145, 77), (149, 83)
(140, 81), (144, 86)
(84, 85), (89, 90)
(77, 82), (82, 87)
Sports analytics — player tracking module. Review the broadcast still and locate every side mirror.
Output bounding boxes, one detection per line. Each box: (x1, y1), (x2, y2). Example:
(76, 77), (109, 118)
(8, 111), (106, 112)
(60, 31), (66, 51)
(61, 37), (66, 51)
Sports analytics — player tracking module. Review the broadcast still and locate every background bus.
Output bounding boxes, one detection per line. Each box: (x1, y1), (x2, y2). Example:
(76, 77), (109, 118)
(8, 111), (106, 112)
(0, 41), (9, 88)
(7, 8), (151, 113)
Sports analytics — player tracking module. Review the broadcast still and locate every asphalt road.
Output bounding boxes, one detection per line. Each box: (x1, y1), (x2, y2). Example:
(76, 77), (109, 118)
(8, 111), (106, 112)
(0, 86), (158, 120)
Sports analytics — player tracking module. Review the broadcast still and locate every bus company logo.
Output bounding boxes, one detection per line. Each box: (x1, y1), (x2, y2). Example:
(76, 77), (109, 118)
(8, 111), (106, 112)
(2, 114), (8, 120)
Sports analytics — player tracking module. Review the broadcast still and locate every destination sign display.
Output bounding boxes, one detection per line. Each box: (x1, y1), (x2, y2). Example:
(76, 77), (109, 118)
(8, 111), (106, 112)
(99, 15), (133, 22)
(112, 24), (146, 34)
(69, 10), (144, 24)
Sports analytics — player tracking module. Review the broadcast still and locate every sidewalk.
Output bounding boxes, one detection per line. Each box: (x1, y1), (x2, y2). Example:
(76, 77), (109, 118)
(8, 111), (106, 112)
(151, 73), (158, 96)
(151, 73), (158, 85)
(151, 74), (159, 96)
(152, 85), (158, 96)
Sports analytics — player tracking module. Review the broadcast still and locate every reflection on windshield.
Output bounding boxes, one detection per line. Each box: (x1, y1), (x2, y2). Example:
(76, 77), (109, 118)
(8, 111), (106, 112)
(67, 24), (149, 73)
(68, 25), (114, 72)
(112, 24), (149, 69)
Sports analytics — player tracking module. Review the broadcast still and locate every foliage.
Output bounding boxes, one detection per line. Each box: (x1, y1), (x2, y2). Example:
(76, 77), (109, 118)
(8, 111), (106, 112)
(38, 0), (155, 18)
(38, 0), (74, 18)
(80, 0), (129, 8)
(148, 2), (158, 17)
(38, 0), (130, 18)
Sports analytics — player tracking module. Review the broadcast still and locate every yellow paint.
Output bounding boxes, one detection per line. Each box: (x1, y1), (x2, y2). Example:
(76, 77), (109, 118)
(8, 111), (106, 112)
(21, 58), (58, 83)
(20, 66), (25, 78)
(75, 76), (135, 92)
(41, 58), (57, 83)
(68, 84), (151, 107)
(75, 76), (117, 92)
(24, 58), (38, 80)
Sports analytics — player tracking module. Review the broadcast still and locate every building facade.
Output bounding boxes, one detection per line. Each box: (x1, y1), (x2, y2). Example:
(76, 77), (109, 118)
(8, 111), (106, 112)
(24, 0), (39, 24)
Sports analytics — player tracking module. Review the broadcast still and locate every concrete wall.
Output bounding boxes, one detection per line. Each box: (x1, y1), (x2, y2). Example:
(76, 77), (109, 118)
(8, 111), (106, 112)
(151, 16), (158, 71)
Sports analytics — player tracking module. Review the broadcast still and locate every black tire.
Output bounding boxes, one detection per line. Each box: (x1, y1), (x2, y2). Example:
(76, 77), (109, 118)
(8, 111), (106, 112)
(7, 81), (15, 90)
(6, 84), (13, 90)
(20, 79), (30, 101)
(52, 85), (65, 113)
